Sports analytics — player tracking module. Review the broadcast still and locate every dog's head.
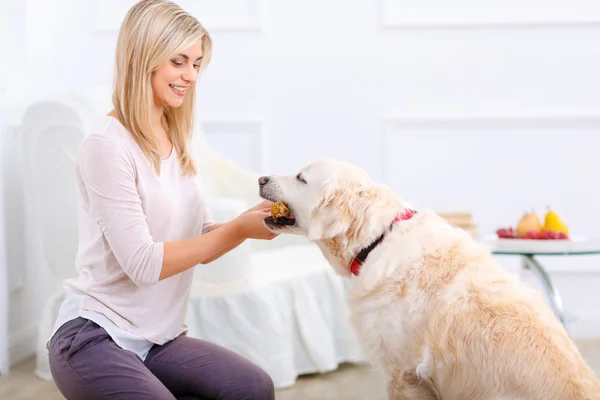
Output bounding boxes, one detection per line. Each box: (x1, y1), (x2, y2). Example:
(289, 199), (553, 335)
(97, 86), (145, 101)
(259, 158), (408, 276)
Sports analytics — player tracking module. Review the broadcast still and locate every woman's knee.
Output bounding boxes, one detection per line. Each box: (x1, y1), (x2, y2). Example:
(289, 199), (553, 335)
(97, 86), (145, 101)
(221, 365), (274, 400)
(248, 367), (275, 400)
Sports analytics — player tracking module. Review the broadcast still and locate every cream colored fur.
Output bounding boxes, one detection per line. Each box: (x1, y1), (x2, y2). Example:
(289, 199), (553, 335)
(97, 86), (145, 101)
(259, 158), (600, 400)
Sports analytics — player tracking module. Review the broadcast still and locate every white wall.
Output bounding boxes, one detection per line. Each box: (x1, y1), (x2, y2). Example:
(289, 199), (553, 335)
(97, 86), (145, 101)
(0, 77), (8, 375)
(0, 155), (8, 375)
(2, 0), (600, 365)
(1, 0), (13, 372)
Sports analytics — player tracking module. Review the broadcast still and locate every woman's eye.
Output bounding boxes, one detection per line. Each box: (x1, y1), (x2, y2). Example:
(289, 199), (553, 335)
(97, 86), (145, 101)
(172, 61), (184, 66)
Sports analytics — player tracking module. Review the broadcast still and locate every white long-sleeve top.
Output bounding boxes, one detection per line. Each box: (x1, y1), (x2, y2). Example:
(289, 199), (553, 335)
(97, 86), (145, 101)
(49, 116), (214, 359)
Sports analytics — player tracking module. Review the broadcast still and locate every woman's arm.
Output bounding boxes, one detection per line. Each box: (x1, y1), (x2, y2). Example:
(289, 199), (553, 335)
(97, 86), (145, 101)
(188, 200), (274, 267)
(199, 223), (245, 265)
(206, 223), (224, 232)
(159, 219), (247, 280)
(77, 134), (274, 287)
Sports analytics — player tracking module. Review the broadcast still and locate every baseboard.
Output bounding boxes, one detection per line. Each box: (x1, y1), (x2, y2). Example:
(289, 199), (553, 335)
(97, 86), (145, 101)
(9, 324), (37, 366)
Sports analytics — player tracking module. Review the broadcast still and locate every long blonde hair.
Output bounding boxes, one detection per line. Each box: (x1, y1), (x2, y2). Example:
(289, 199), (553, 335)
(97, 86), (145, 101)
(112, 0), (212, 175)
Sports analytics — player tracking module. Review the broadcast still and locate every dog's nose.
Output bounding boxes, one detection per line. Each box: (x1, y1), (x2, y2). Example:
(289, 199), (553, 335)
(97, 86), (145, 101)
(258, 176), (270, 186)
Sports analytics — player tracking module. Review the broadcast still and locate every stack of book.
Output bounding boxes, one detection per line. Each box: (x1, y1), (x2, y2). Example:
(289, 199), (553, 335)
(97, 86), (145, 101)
(437, 212), (478, 239)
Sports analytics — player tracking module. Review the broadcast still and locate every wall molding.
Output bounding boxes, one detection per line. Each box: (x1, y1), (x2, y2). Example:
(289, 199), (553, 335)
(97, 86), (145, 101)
(380, 112), (600, 182)
(0, 0), (8, 93)
(92, 0), (264, 33)
(199, 118), (265, 173)
(91, 0), (135, 33)
(0, 136), (6, 374)
(382, 113), (600, 129)
(186, 0), (264, 32)
(379, 0), (600, 29)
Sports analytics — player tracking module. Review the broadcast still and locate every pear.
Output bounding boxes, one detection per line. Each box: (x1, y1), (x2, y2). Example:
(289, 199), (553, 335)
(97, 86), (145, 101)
(543, 206), (569, 236)
(516, 209), (543, 238)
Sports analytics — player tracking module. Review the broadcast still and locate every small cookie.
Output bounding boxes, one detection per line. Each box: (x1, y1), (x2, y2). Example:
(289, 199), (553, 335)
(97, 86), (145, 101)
(271, 201), (291, 219)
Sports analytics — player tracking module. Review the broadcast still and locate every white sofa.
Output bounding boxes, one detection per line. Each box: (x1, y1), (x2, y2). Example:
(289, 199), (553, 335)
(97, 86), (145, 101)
(17, 90), (364, 388)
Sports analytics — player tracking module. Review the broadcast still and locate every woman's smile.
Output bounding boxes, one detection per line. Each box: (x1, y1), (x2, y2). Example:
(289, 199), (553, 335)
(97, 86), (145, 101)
(169, 84), (188, 97)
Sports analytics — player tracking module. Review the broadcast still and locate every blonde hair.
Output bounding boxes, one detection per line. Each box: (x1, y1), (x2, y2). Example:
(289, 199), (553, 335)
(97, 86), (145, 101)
(112, 0), (212, 175)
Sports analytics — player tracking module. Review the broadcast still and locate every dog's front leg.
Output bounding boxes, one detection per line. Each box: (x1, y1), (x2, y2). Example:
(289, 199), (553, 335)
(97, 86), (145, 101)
(387, 371), (439, 400)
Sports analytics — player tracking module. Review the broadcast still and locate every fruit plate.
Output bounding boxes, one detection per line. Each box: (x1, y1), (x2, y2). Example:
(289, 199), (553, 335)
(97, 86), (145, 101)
(479, 234), (600, 255)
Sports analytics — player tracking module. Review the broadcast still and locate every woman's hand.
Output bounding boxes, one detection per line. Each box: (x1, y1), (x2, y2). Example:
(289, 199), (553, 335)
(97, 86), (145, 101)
(234, 209), (278, 240)
(242, 200), (274, 214)
(159, 200), (278, 279)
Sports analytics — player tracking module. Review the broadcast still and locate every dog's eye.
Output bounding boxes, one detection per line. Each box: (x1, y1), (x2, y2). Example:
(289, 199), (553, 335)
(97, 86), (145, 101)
(296, 173), (307, 184)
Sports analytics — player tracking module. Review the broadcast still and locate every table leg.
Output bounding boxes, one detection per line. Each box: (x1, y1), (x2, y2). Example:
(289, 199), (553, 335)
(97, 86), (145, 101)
(521, 255), (567, 327)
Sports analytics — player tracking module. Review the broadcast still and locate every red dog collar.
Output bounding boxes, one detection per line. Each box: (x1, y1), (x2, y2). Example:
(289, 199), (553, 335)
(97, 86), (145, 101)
(349, 209), (417, 276)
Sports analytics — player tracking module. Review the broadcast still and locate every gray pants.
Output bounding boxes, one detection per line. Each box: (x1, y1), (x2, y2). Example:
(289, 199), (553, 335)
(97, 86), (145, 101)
(48, 317), (275, 400)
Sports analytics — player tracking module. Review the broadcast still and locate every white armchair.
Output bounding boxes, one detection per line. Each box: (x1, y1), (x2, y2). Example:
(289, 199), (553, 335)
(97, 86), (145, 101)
(18, 91), (364, 388)
(17, 99), (86, 380)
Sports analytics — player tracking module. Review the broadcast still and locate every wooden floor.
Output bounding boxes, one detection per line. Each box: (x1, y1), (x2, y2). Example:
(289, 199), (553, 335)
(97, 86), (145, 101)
(2, 340), (600, 400)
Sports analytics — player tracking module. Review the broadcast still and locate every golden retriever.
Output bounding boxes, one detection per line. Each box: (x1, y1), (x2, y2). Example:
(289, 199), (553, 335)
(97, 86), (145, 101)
(258, 158), (600, 400)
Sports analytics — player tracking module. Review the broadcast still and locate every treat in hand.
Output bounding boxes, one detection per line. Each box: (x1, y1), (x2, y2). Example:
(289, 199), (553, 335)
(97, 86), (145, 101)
(270, 201), (292, 219)
(266, 201), (296, 226)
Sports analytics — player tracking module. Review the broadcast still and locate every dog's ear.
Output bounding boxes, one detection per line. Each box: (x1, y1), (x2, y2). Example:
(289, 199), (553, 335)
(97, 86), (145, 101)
(307, 178), (367, 241)
(307, 187), (351, 241)
(307, 174), (392, 243)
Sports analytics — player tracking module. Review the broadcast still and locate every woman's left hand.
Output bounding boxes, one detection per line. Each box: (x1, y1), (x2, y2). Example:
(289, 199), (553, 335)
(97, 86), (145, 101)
(243, 200), (274, 214)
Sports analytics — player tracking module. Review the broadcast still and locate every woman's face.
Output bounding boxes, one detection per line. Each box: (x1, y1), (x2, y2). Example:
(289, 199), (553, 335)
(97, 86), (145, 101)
(151, 40), (203, 109)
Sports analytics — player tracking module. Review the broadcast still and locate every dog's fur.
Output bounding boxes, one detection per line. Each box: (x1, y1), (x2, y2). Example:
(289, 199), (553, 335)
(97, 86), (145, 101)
(259, 158), (600, 400)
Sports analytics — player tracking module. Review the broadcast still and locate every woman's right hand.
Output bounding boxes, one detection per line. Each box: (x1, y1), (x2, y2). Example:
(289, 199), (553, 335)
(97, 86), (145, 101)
(233, 210), (278, 240)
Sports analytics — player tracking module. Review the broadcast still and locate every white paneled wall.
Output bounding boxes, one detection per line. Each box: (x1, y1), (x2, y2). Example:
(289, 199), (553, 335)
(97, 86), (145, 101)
(1, 0), (600, 365)
(382, 115), (600, 235)
(0, 4), (6, 94)
(380, 0), (600, 27)
(92, 0), (265, 32)
(0, 131), (7, 374)
(201, 119), (265, 172)
(0, 0), (8, 369)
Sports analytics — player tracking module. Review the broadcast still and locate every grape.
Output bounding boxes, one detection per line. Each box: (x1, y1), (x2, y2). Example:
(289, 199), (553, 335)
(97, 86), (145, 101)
(496, 225), (569, 240)
(524, 231), (540, 239)
(496, 227), (516, 239)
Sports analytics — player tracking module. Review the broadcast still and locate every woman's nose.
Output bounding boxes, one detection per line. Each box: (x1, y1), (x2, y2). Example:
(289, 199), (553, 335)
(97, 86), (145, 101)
(182, 67), (198, 83)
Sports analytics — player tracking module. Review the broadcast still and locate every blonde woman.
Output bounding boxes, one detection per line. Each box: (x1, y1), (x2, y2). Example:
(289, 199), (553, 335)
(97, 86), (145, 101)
(47, 1), (276, 398)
